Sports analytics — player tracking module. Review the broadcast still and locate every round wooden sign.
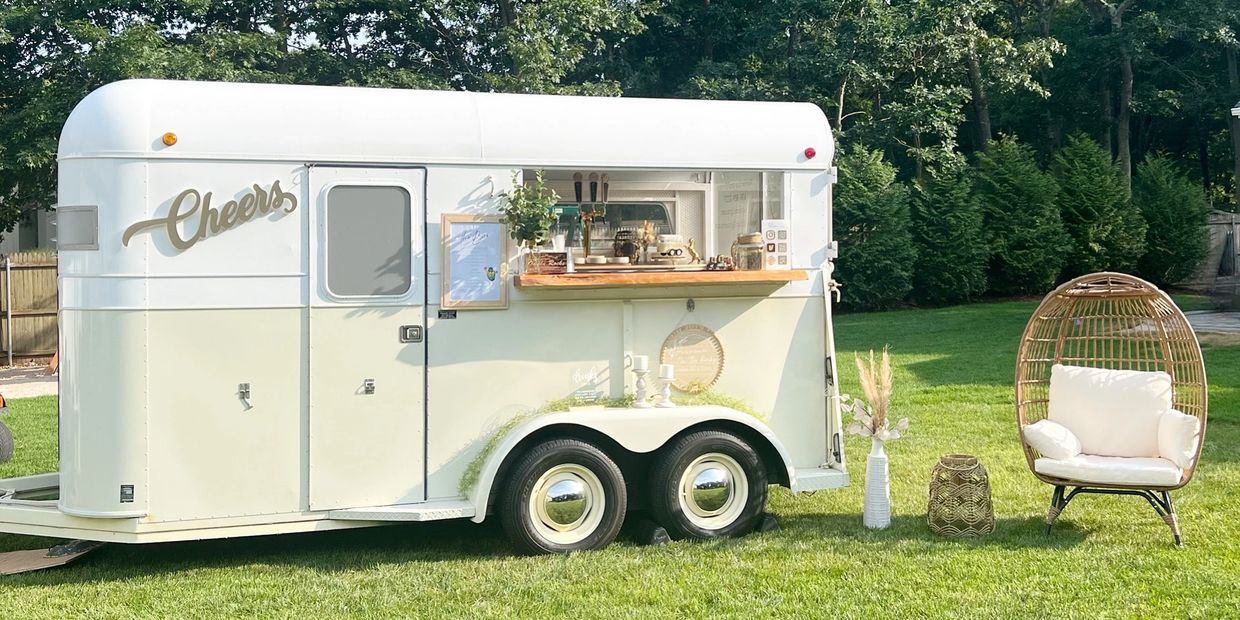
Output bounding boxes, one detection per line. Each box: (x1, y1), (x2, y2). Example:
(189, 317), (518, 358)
(660, 324), (725, 393)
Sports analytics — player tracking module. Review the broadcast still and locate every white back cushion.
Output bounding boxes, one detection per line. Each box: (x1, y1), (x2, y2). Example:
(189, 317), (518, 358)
(1048, 364), (1172, 458)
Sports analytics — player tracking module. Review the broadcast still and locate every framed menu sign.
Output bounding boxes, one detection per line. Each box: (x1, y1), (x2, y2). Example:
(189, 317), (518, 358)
(441, 214), (509, 309)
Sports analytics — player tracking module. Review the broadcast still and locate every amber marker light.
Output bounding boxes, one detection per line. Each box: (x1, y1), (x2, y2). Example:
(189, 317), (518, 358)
(161, 132), (178, 146)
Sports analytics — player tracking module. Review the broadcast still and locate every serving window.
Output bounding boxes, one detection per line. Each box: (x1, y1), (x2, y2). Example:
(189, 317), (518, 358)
(522, 169), (795, 286)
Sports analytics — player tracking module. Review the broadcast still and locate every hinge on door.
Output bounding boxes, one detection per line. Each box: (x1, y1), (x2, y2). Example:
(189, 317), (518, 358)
(825, 356), (834, 387)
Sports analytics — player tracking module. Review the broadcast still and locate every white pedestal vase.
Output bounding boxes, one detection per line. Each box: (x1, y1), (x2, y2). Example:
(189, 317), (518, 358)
(864, 437), (891, 529)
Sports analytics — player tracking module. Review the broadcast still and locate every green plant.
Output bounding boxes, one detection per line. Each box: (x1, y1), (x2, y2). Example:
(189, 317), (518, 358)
(973, 136), (1070, 296)
(835, 145), (916, 311)
(1134, 155), (1212, 286)
(1050, 134), (1146, 276)
(498, 170), (560, 250)
(910, 165), (987, 305)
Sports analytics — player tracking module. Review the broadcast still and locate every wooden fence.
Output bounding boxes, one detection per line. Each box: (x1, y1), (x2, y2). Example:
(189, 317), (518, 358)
(0, 250), (58, 362)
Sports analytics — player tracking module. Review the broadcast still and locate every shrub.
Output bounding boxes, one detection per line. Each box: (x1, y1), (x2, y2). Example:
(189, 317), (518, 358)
(835, 145), (915, 311)
(972, 136), (1070, 296)
(1051, 134), (1147, 276)
(1133, 155), (1211, 286)
(910, 165), (988, 305)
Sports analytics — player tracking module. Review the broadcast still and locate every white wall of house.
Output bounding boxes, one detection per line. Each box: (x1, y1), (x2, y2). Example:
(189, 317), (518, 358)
(0, 209), (55, 255)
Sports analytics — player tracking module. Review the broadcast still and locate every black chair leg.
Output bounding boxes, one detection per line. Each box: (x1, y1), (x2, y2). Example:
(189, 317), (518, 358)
(1046, 485), (1066, 534)
(1161, 491), (1183, 547)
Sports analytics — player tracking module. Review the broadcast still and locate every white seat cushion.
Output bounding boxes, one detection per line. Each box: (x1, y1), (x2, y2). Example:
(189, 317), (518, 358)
(1034, 454), (1182, 487)
(1158, 409), (1201, 469)
(1022, 420), (1082, 460)
(1048, 364), (1172, 458)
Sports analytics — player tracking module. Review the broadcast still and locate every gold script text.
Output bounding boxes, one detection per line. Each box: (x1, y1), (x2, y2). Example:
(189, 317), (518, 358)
(122, 180), (298, 251)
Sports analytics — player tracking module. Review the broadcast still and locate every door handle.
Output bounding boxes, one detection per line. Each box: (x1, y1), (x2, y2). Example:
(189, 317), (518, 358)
(399, 325), (424, 343)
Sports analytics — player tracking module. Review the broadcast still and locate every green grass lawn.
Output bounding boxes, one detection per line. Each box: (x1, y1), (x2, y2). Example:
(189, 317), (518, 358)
(1, 300), (1238, 618)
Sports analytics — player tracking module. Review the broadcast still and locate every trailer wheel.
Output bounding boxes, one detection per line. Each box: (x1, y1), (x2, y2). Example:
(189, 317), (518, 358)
(649, 430), (767, 540)
(0, 420), (12, 464)
(499, 438), (627, 554)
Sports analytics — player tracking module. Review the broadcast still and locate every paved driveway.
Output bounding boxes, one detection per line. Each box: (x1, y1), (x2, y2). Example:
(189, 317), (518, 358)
(0, 366), (56, 399)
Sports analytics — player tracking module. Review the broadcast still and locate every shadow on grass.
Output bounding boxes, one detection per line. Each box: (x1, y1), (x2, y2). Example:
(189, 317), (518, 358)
(1, 518), (518, 587)
(1, 509), (1091, 587)
(774, 513), (1089, 550)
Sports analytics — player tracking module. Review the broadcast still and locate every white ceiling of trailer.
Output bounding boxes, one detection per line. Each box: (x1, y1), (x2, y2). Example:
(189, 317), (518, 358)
(57, 79), (835, 170)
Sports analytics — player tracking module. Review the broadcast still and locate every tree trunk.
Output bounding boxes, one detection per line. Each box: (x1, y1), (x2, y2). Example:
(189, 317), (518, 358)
(1117, 39), (1134, 192)
(272, 0), (289, 54)
(963, 15), (991, 152)
(1085, 0), (1136, 191)
(1228, 45), (1240, 212)
(703, 0), (714, 61)
(1039, 0), (1060, 150)
(1100, 81), (1114, 156)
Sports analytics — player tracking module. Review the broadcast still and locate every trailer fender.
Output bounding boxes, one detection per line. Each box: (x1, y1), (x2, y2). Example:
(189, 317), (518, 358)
(468, 405), (797, 523)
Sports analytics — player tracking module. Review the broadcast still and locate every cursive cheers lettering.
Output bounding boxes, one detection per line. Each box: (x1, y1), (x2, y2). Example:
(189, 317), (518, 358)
(122, 180), (298, 251)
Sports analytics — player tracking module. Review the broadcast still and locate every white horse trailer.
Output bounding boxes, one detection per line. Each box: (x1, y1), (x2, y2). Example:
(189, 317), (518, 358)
(0, 79), (847, 554)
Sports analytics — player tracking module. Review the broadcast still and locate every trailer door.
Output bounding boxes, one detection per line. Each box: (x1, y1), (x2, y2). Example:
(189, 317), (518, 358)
(307, 167), (427, 510)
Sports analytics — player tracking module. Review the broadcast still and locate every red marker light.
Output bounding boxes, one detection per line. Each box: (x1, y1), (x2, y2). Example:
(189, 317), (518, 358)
(804, 147), (817, 159)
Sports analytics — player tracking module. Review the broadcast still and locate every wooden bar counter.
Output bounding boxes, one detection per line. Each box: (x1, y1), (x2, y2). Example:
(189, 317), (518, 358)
(515, 269), (808, 290)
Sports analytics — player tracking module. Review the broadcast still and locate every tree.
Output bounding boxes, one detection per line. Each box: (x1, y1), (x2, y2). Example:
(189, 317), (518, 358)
(1051, 133), (1146, 275)
(835, 145), (916, 311)
(0, 1), (647, 241)
(1133, 155), (1211, 285)
(1080, 0), (1137, 188)
(973, 136), (1070, 295)
(910, 165), (988, 305)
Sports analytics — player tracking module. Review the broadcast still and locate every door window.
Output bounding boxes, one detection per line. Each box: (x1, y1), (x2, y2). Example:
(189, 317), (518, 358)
(325, 185), (412, 297)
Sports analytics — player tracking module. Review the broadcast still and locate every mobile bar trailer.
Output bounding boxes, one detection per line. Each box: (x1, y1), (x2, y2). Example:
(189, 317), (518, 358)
(0, 79), (847, 557)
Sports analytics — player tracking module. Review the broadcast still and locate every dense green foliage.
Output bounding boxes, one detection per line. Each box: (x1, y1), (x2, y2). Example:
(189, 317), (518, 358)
(910, 166), (987, 305)
(1134, 156), (1213, 286)
(3, 301), (1239, 617)
(973, 136), (1070, 296)
(1, 0), (1236, 296)
(1051, 134), (1147, 276)
(834, 146), (915, 310)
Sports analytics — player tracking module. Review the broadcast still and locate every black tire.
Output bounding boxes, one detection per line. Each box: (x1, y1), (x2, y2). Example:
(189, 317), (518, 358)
(649, 430), (767, 540)
(0, 420), (12, 464)
(499, 438), (627, 555)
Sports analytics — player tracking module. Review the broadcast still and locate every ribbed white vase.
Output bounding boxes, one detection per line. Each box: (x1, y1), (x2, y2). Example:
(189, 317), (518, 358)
(864, 437), (891, 529)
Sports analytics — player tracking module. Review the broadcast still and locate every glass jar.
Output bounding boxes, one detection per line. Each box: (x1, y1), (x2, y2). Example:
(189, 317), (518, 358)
(731, 232), (765, 271)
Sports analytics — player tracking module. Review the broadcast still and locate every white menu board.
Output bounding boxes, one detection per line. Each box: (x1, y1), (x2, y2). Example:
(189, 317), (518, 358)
(441, 215), (509, 309)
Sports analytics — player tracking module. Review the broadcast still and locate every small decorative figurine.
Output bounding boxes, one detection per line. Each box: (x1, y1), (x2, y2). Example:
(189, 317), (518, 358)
(687, 238), (701, 264)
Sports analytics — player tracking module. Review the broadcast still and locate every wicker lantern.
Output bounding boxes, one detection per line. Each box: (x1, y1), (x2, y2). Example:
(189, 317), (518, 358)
(928, 454), (995, 537)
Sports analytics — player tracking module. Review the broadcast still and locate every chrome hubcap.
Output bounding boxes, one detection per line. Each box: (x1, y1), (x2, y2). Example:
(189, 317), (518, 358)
(542, 478), (589, 527)
(529, 464), (605, 545)
(678, 453), (748, 529)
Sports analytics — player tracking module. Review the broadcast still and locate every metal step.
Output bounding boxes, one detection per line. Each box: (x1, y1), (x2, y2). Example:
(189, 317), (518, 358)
(327, 500), (475, 522)
(794, 467), (850, 492)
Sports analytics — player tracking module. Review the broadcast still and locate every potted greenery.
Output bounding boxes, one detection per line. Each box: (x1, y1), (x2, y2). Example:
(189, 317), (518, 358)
(841, 347), (909, 530)
(499, 170), (560, 273)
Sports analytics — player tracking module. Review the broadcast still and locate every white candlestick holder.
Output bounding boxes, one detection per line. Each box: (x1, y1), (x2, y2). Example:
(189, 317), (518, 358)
(633, 369), (652, 408)
(657, 376), (675, 408)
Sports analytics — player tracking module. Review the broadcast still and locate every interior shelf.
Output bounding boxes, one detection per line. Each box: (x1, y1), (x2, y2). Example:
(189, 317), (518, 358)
(515, 269), (809, 289)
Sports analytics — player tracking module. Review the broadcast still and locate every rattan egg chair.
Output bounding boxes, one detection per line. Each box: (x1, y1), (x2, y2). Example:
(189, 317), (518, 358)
(1015, 272), (1207, 545)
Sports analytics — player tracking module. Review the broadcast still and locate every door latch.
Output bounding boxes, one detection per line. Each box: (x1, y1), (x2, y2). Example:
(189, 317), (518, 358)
(238, 383), (252, 410)
(400, 325), (424, 343)
(362, 379), (376, 395)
